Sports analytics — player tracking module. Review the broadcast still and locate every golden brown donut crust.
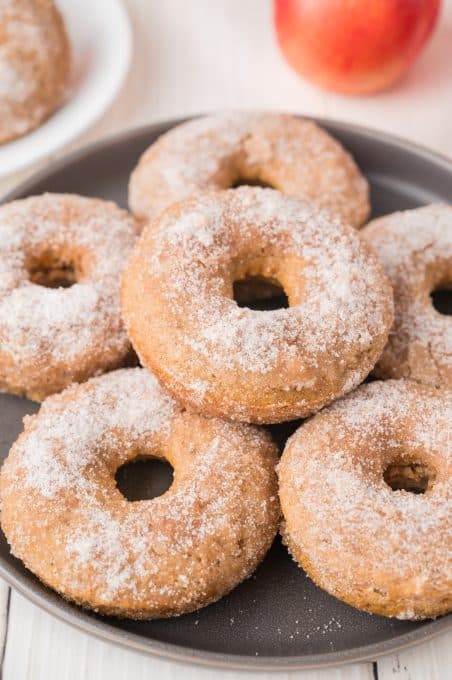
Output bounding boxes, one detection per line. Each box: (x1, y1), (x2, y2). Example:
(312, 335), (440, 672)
(121, 187), (393, 424)
(0, 369), (280, 619)
(129, 113), (370, 228)
(0, 193), (140, 401)
(0, 0), (70, 144)
(278, 380), (452, 620)
(363, 204), (452, 388)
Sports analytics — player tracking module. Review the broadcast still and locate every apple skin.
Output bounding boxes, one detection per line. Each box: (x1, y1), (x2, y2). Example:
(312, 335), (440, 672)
(274, 0), (441, 95)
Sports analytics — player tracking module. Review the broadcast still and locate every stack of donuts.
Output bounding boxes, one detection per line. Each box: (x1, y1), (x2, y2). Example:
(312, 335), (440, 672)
(0, 113), (450, 622)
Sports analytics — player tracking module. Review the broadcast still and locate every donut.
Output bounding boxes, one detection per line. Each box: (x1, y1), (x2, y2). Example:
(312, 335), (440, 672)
(0, 0), (70, 144)
(278, 380), (452, 620)
(121, 187), (393, 424)
(363, 204), (452, 388)
(0, 193), (140, 401)
(0, 368), (280, 619)
(129, 113), (370, 228)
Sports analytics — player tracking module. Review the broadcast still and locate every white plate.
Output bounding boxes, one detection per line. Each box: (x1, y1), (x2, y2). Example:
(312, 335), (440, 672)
(0, 0), (132, 177)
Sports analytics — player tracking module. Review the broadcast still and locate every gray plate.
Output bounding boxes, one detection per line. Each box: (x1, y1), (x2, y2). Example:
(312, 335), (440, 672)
(0, 118), (451, 671)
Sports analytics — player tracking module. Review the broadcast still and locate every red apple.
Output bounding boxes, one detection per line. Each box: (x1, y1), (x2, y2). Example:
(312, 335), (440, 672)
(274, 0), (441, 95)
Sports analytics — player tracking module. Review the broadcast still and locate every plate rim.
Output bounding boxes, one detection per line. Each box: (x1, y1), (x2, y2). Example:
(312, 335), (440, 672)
(0, 117), (451, 671)
(4, 112), (452, 199)
(1, 556), (450, 672)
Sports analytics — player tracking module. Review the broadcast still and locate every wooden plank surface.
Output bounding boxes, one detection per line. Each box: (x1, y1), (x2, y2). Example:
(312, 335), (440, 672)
(0, 0), (451, 678)
(377, 633), (452, 680)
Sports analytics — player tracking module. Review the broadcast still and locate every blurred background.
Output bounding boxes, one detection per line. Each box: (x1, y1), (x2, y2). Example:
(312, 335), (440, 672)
(76, 0), (452, 153)
(2, 0), (452, 194)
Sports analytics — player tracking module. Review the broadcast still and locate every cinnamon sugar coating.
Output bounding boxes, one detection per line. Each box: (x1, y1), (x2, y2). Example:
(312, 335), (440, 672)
(0, 0), (71, 144)
(363, 204), (452, 388)
(0, 369), (280, 619)
(278, 380), (452, 620)
(0, 194), (140, 400)
(121, 187), (393, 424)
(129, 113), (370, 228)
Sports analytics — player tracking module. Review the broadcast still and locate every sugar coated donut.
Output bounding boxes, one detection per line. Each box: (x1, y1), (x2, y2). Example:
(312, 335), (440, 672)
(121, 188), (393, 424)
(363, 204), (452, 388)
(0, 193), (140, 400)
(0, 368), (279, 619)
(129, 113), (369, 228)
(278, 380), (452, 620)
(0, 0), (70, 144)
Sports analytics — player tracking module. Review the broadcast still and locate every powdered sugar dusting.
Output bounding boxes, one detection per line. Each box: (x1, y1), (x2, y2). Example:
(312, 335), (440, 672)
(129, 112), (369, 227)
(0, 193), (139, 394)
(363, 204), (452, 386)
(15, 369), (175, 498)
(0, 368), (279, 615)
(0, 0), (70, 143)
(279, 380), (452, 618)
(123, 187), (393, 421)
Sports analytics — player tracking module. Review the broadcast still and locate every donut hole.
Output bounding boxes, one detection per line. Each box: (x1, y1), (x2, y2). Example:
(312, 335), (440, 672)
(28, 251), (78, 289)
(115, 456), (174, 501)
(383, 461), (436, 494)
(430, 286), (452, 316)
(233, 275), (289, 311)
(230, 177), (274, 189)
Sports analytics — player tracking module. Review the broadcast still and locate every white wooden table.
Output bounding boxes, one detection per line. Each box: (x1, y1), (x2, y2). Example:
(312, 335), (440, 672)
(0, 1), (451, 678)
